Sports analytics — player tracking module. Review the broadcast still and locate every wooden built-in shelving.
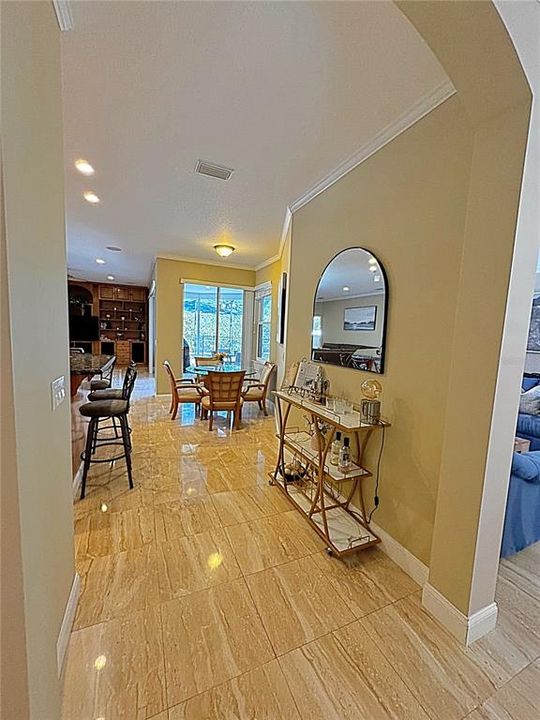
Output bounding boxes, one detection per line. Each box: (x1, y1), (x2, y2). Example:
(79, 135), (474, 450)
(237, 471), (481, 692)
(68, 280), (148, 365)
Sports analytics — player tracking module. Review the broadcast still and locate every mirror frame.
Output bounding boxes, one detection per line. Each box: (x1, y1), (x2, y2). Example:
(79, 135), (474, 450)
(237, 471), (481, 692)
(311, 246), (389, 374)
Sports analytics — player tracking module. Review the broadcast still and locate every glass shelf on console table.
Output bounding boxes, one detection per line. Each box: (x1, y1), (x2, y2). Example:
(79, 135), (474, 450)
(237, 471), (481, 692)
(270, 389), (390, 558)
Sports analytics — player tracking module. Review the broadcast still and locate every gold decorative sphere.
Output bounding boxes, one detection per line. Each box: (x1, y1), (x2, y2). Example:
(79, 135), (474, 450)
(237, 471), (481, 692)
(361, 379), (382, 399)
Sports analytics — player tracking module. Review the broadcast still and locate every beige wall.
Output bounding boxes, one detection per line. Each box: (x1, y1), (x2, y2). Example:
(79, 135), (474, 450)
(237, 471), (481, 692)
(286, 96), (474, 566)
(285, 2), (530, 616)
(315, 292), (385, 348)
(255, 258), (282, 364)
(255, 224), (293, 388)
(1, 154), (30, 719)
(398, 0), (531, 616)
(155, 257), (255, 393)
(1, 2), (74, 717)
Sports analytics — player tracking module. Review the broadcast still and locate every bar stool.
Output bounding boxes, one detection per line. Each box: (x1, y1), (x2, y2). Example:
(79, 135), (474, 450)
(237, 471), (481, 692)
(90, 356), (117, 391)
(78, 364), (137, 499)
(87, 361), (136, 446)
(88, 360), (134, 401)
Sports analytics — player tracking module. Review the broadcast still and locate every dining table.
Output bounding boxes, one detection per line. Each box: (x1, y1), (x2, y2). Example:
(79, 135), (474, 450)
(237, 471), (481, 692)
(186, 363), (257, 391)
(186, 363), (257, 377)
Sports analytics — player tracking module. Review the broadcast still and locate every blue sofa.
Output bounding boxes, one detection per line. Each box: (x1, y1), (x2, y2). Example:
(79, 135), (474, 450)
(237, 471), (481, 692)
(501, 450), (540, 557)
(516, 376), (540, 450)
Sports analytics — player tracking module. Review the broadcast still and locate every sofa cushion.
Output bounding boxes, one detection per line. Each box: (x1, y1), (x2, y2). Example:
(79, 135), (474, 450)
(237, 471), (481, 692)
(512, 451), (540, 484)
(522, 377), (540, 392)
(519, 385), (540, 415)
(517, 411), (540, 440)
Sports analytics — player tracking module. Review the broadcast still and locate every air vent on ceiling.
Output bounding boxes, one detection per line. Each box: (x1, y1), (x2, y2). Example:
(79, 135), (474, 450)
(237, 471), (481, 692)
(195, 160), (234, 181)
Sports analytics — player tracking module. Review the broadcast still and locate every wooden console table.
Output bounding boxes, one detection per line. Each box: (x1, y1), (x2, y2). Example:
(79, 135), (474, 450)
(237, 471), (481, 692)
(270, 389), (389, 558)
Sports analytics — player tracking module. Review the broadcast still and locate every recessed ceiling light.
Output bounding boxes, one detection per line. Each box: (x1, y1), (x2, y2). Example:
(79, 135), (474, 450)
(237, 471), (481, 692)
(105, 245), (122, 252)
(369, 265), (377, 272)
(214, 244), (235, 258)
(83, 191), (100, 204)
(342, 286), (350, 292)
(75, 159), (94, 176)
(374, 275), (381, 282)
(96, 258), (105, 265)
(107, 275), (115, 280)
(369, 257), (377, 265)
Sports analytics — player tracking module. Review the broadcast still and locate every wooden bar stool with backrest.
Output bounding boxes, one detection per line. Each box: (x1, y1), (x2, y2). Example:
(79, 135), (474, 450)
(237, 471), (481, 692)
(90, 356), (117, 391)
(202, 370), (245, 431)
(78, 363), (137, 499)
(163, 360), (207, 420)
(241, 361), (276, 416)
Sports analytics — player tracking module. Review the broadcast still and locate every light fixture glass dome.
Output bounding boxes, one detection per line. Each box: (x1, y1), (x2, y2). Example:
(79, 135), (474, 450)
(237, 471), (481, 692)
(361, 379), (382, 399)
(214, 244), (235, 257)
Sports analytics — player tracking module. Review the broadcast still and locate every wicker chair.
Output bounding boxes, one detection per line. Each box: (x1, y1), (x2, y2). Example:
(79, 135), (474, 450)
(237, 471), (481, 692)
(201, 370), (245, 431)
(193, 356), (222, 367)
(163, 360), (206, 420)
(241, 361), (276, 416)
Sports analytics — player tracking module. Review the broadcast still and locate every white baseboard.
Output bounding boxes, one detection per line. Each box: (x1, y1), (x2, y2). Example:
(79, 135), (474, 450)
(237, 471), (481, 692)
(311, 483), (429, 588)
(422, 583), (498, 645)
(72, 461), (83, 499)
(369, 518), (429, 587)
(57, 573), (81, 678)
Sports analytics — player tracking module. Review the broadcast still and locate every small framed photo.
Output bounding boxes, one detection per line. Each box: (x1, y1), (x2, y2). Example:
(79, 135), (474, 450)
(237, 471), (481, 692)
(343, 306), (377, 331)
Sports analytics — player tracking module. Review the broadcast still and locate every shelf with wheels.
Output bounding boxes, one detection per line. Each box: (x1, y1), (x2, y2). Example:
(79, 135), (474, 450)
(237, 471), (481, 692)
(269, 389), (389, 558)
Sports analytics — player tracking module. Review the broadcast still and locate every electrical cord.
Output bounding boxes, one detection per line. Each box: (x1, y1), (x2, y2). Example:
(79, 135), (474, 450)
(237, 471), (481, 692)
(367, 424), (385, 523)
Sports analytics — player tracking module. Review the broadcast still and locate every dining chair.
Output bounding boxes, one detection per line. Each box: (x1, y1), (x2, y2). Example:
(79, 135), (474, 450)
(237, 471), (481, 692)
(201, 370), (245, 431)
(241, 361), (276, 415)
(163, 360), (206, 420)
(193, 356), (222, 367)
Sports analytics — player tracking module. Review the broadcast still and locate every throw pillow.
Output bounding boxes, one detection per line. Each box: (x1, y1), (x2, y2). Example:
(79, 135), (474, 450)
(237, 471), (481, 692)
(519, 385), (540, 415)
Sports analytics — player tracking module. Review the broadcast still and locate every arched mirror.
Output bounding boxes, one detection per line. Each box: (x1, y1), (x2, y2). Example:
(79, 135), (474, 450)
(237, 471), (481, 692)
(311, 247), (388, 373)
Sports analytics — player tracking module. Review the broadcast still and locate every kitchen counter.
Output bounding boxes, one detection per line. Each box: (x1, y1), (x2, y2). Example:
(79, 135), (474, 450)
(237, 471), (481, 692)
(70, 353), (113, 396)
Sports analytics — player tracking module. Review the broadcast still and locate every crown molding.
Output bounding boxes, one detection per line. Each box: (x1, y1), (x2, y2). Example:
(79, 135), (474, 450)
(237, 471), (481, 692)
(52, 1), (74, 31)
(254, 252), (281, 272)
(161, 80), (455, 275)
(289, 79), (456, 216)
(254, 207), (292, 272)
(156, 253), (256, 272)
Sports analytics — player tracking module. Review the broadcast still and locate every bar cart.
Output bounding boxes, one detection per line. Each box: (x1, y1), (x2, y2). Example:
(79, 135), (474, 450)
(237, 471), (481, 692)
(270, 388), (389, 558)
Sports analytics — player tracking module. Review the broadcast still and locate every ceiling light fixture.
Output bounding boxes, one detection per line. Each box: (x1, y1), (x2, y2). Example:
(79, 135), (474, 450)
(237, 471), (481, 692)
(374, 275), (381, 282)
(75, 159), (94, 176)
(342, 286), (350, 292)
(96, 258), (105, 265)
(369, 265), (377, 272)
(368, 258), (377, 265)
(107, 275), (115, 280)
(214, 244), (235, 258)
(83, 191), (100, 204)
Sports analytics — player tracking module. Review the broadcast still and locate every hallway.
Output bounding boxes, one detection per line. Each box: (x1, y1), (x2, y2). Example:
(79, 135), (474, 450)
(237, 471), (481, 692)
(61, 375), (540, 719)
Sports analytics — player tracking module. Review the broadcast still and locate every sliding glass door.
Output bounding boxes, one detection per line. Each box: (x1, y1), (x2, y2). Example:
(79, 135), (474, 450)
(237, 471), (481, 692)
(183, 283), (244, 366)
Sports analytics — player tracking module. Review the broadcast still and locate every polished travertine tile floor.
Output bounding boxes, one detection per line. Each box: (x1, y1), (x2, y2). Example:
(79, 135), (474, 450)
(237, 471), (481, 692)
(62, 374), (540, 719)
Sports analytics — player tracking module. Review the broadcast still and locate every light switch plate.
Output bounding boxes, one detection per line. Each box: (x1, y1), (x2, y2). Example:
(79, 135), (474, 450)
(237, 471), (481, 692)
(51, 376), (66, 410)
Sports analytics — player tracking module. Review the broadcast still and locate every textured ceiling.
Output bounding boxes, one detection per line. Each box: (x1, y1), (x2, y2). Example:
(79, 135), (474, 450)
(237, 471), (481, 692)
(62, 0), (449, 285)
